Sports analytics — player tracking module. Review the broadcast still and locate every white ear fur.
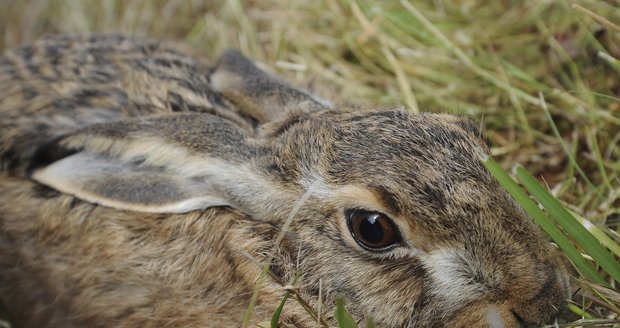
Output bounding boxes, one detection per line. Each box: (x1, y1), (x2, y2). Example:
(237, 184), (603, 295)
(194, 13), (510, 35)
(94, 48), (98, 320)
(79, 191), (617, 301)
(32, 152), (230, 213)
(29, 113), (281, 214)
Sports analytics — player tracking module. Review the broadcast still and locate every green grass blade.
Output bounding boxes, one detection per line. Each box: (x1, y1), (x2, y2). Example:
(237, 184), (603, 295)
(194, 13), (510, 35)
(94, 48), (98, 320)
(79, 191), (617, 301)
(515, 166), (620, 284)
(480, 155), (608, 286)
(571, 212), (620, 259)
(567, 303), (595, 320)
(270, 291), (291, 328)
(335, 296), (358, 328)
(538, 93), (600, 195)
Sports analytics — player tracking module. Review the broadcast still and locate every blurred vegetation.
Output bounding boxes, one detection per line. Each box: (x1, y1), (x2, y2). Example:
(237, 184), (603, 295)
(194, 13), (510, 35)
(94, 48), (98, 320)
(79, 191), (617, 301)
(1, 0), (619, 326)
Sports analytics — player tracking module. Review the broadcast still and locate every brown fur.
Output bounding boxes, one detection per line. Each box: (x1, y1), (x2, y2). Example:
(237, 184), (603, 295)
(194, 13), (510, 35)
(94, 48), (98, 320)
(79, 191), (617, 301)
(0, 34), (569, 327)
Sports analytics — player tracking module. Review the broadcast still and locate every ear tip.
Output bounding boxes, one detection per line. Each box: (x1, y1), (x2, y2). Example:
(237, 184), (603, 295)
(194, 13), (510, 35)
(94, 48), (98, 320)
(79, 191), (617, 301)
(221, 49), (244, 58)
(215, 49), (256, 72)
(27, 138), (78, 176)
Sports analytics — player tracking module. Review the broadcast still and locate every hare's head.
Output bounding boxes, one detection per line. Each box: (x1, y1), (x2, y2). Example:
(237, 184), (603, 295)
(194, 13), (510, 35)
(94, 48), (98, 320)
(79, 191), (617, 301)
(31, 50), (569, 327)
(257, 110), (570, 327)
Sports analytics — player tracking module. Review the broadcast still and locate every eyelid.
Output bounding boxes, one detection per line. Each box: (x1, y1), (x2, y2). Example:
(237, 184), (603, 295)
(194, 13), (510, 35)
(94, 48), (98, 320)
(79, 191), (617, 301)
(327, 185), (396, 217)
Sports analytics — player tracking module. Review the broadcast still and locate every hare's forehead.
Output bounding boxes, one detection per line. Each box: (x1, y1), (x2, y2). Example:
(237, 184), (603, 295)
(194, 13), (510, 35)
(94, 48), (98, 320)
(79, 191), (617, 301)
(328, 120), (484, 168)
(325, 141), (488, 205)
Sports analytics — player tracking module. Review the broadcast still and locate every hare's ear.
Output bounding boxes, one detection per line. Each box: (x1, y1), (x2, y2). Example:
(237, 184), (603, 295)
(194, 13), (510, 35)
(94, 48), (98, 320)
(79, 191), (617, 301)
(30, 114), (277, 214)
(209, 50), (330, 123)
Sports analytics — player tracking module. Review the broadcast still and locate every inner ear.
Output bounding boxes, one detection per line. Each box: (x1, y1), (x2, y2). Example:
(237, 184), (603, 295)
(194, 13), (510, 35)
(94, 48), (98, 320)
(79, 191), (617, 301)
(28, 113), (273, 214)
(32, 151), (230, 213)
(209, 50), (329, 124)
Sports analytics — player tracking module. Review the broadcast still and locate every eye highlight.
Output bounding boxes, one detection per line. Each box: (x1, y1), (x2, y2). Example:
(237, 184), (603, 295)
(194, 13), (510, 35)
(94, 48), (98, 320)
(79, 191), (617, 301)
(346, 209), (402, 251)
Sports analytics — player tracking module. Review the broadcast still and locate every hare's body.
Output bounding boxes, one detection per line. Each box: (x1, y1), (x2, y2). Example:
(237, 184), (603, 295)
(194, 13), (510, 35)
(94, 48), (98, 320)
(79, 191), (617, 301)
(0, 178), (268, 327)
(1, 35), (569, 327)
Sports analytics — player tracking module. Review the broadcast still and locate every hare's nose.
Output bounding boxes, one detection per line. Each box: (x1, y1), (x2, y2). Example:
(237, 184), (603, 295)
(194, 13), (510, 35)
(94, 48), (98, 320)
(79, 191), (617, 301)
(507, 270), (567, 327)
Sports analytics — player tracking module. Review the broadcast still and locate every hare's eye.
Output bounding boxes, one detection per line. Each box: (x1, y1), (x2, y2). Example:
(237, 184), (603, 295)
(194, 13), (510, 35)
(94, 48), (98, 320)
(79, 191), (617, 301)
(346, 209), (401, 251)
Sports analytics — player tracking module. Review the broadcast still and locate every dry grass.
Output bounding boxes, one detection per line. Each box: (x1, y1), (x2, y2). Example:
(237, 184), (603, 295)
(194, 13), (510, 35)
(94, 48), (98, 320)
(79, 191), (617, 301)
(1, 0), (619, 326)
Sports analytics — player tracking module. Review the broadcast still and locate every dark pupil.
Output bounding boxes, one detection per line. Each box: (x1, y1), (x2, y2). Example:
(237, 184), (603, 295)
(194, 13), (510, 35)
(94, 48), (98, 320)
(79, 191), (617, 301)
(360, 215), (384, 245)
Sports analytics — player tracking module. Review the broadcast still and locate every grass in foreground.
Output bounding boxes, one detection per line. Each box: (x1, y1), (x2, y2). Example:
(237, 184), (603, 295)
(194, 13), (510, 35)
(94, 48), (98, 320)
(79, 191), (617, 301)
(0, 0), (619, 326)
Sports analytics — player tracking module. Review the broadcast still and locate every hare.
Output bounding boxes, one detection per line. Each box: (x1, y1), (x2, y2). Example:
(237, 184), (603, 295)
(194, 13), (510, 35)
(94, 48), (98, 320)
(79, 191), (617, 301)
(0, 34), (570, 327)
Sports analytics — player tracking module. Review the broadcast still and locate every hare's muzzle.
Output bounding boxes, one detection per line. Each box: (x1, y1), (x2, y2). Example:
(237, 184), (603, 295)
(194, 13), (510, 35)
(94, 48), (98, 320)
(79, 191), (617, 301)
(430, 246), (570, 328)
